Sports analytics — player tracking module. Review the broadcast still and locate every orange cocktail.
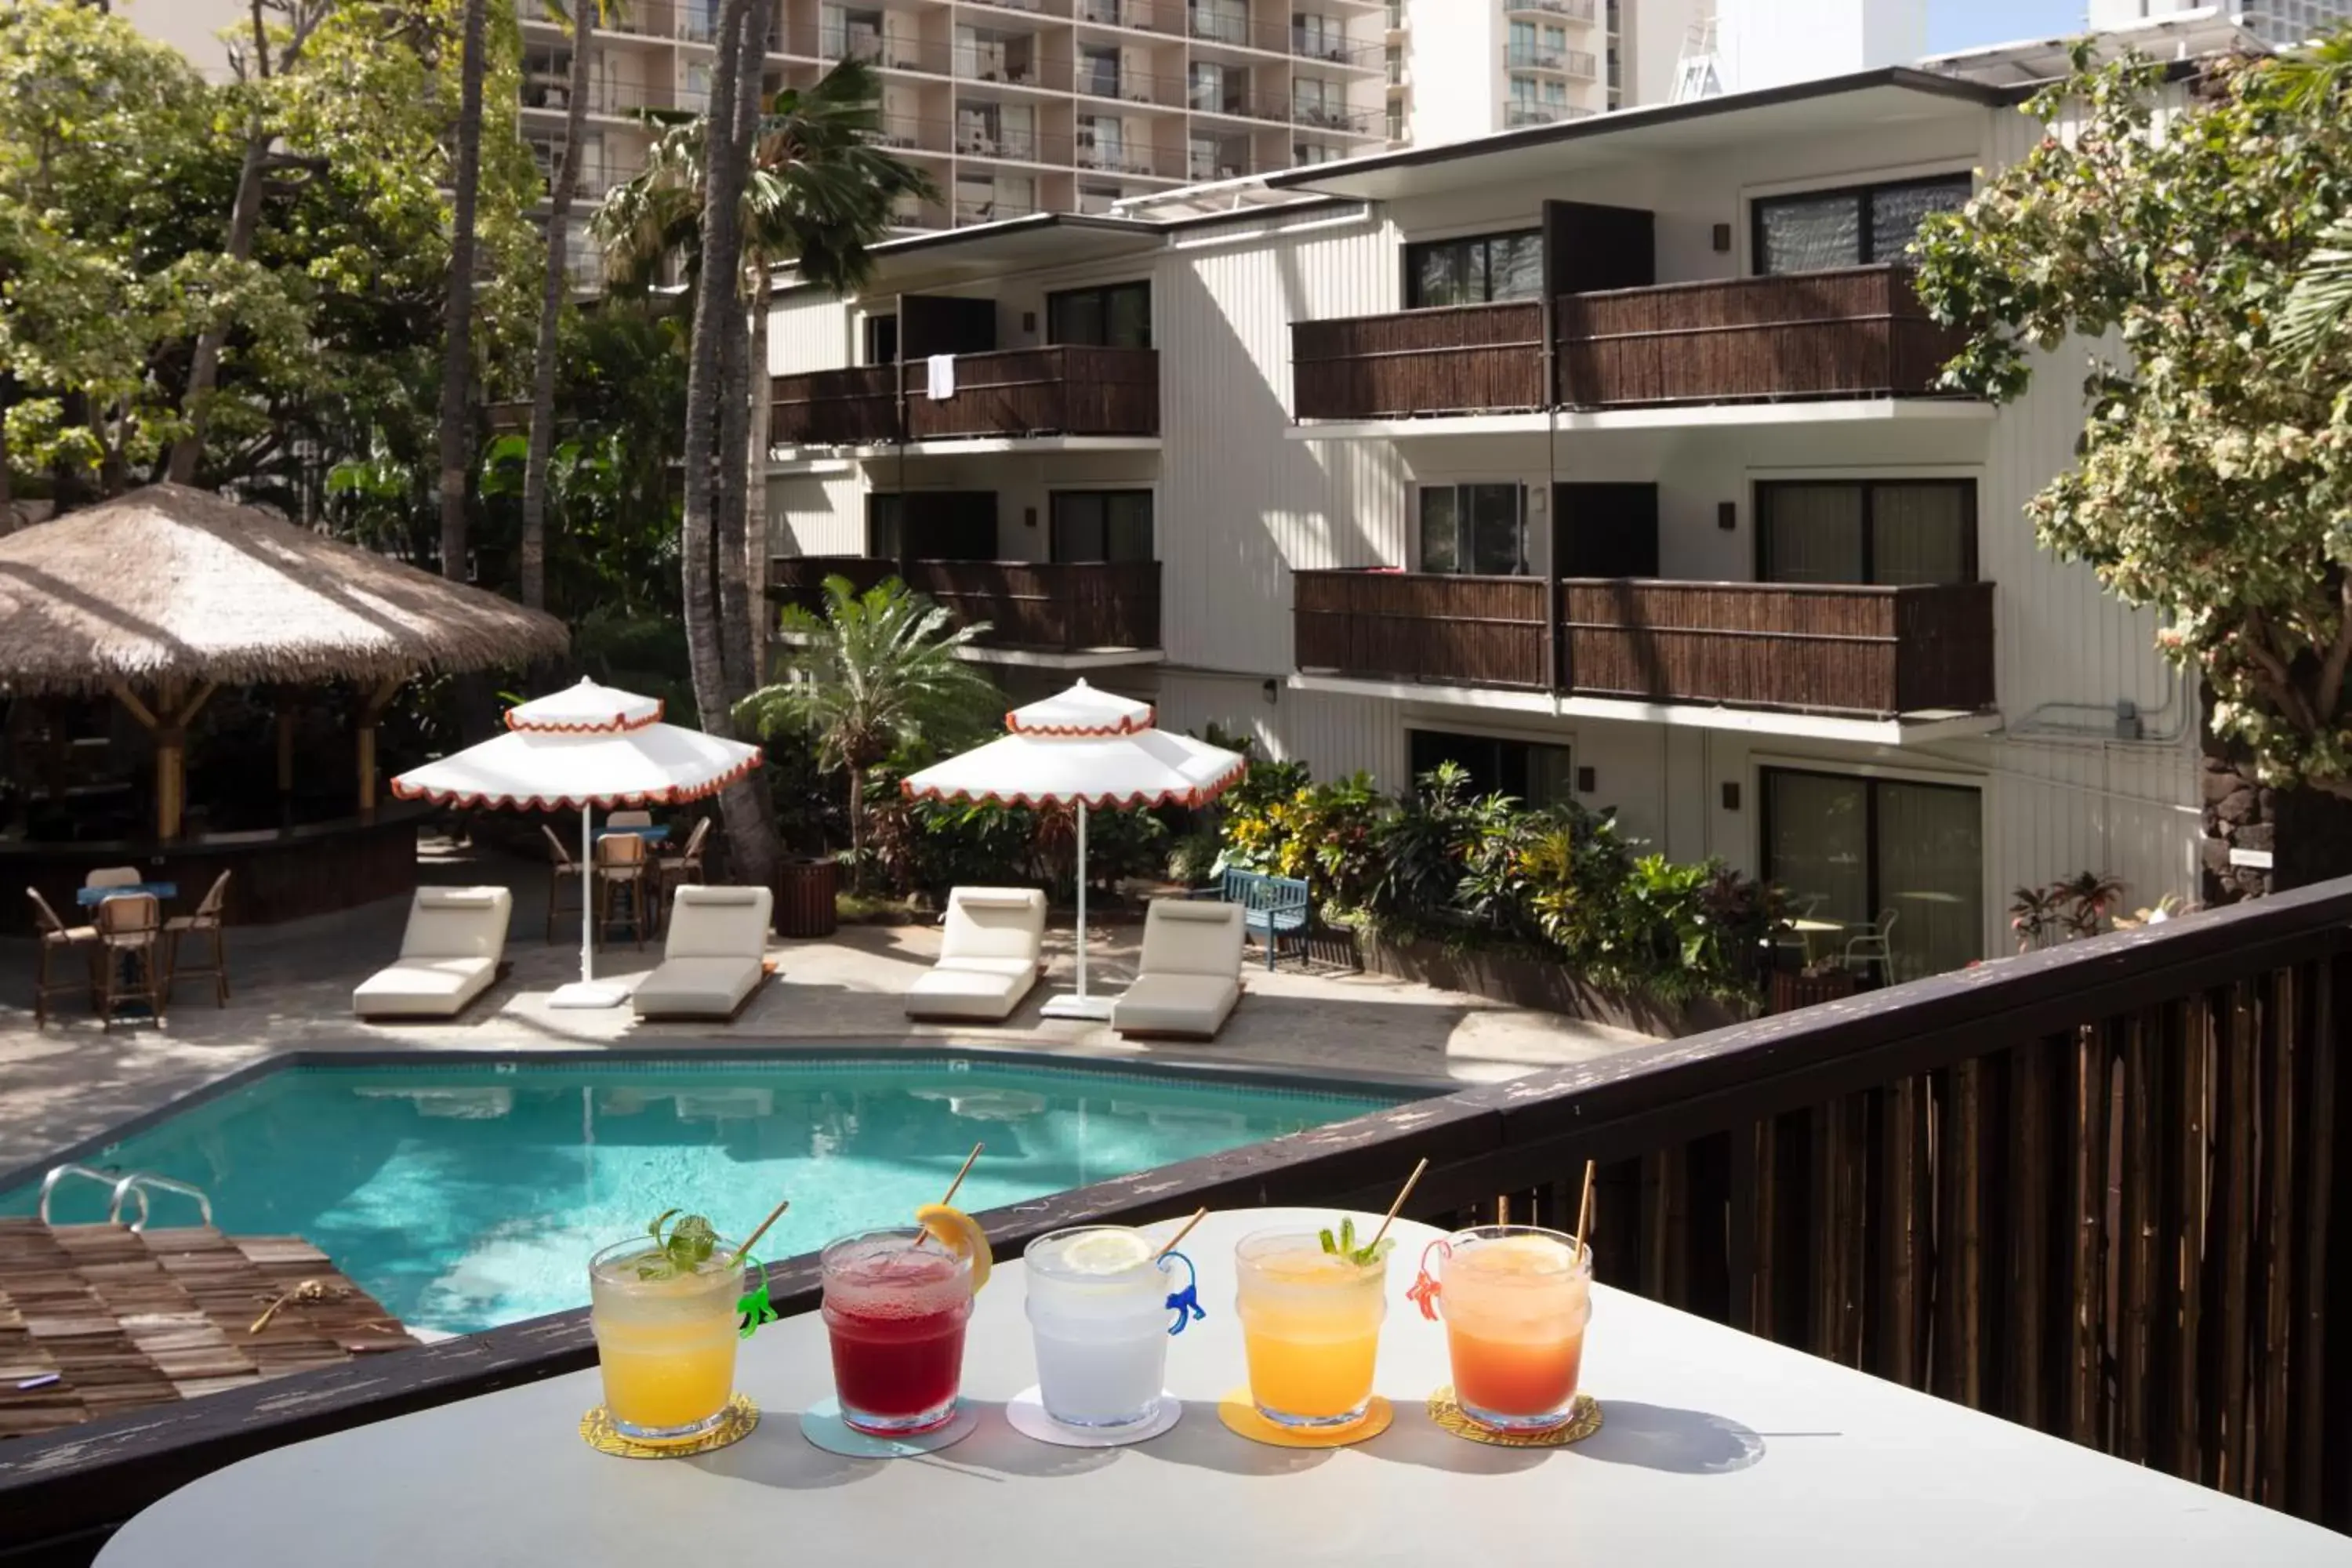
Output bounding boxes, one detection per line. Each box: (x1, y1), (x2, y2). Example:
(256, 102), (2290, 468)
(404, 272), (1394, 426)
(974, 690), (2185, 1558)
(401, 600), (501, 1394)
(1430, 1225), (1591, 1432)
(590, 1236), (749, 1443)
(1234, 1229), (1389, 1429)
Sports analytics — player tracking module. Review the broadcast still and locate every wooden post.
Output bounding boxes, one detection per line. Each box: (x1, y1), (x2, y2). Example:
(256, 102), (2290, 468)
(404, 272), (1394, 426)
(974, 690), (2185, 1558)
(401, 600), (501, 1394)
(107, 680), (173, 839)
(356, 677), (405, 820)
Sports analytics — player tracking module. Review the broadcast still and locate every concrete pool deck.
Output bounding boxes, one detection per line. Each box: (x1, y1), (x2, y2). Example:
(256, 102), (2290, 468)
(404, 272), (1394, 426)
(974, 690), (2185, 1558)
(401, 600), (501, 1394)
(0, 843), (1656, 1173)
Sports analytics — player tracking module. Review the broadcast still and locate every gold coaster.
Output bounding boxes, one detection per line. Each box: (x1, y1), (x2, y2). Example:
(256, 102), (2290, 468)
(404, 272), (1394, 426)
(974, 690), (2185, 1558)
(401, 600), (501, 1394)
(1425, 1386), (1601, 1447)
(581, 1393), (759, 1458)
(1217, 1388), (1393, 1448)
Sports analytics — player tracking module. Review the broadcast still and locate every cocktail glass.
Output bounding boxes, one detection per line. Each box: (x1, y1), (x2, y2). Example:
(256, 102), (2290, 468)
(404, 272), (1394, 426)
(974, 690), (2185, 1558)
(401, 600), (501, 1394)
(588, 1236), (752, 1444)
(1233, 1227), (1389, 1429)
(1025, 1225), (1193, 1429)
(821, 1225), (975, 1435)
(1422, 1224), (1592, 1432)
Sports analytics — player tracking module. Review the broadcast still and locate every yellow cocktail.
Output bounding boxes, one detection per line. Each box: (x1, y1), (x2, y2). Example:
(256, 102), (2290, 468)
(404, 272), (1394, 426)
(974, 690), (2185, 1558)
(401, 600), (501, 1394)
(590, 1236), (747, 1443)
(1234, 1228), (1389, 1429)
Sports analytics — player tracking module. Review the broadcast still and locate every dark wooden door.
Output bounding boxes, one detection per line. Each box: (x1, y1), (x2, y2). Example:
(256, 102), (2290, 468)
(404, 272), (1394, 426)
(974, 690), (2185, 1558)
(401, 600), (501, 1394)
(1555, 483), (1659, 578)
(1543, 200), (1656, 297)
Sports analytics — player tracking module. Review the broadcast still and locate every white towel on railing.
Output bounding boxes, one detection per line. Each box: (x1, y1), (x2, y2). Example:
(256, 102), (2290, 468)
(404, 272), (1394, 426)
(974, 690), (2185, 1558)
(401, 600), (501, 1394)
(926, 354), (956, 401)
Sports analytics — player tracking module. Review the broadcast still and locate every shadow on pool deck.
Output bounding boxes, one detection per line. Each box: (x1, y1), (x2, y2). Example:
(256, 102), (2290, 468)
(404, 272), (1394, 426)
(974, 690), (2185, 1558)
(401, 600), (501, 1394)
(0, 840), (1655, 1171)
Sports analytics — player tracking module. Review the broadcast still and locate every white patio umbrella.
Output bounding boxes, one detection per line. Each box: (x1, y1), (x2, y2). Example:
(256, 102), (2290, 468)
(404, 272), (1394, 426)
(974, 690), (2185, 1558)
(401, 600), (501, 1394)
(902, 681), (1246, 1020)
(390, 679), (764, 1009)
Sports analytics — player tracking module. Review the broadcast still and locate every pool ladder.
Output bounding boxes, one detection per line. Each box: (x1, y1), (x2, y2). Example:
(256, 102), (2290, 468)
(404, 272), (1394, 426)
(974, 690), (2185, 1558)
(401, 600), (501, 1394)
(38, 1163), (214, 1232)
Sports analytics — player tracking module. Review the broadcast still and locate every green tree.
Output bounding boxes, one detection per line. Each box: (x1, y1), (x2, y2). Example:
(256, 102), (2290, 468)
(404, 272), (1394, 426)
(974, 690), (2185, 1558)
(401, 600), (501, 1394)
(736, 576), (999, 887)
(437, 0), (491, 584)
(1912, 38), (2352, 884)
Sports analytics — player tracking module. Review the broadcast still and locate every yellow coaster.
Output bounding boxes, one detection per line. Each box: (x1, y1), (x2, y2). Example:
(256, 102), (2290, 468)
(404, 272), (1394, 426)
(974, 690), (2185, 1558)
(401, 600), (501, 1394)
(1425, 1387), (1601, 1448)
(581, 1394), (760, 1459)
(1217, 1388), (1393, 1448)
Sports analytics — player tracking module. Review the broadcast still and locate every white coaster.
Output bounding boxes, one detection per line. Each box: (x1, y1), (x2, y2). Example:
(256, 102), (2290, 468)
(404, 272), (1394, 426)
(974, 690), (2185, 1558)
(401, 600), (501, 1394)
(798, 1396), (978, 1458)
(1004, 1386), (1181, 1448)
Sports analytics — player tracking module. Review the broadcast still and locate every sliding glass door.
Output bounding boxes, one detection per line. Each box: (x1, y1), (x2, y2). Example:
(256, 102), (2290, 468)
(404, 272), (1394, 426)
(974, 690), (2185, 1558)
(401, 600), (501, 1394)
(1762, 768), (1982, 982)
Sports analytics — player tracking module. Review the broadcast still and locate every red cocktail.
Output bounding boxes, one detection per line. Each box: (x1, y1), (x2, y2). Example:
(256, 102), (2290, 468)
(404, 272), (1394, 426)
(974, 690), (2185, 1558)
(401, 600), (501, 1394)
(820, 1228), (974, 1434)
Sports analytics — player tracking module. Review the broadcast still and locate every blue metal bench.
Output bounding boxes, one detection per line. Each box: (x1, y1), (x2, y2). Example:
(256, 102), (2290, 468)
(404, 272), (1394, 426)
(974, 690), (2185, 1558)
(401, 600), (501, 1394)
(1201, 868), (1311, 971)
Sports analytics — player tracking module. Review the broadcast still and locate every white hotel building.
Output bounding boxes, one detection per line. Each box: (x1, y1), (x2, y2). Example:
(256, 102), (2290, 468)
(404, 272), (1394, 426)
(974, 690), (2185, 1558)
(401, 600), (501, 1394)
(762, 47), (2219, 985)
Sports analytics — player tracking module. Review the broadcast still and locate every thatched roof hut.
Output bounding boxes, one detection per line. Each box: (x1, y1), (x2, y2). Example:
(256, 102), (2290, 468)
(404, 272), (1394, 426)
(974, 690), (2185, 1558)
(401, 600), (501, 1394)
(0, 484), (568, 838)
(0, 483), (565, 694)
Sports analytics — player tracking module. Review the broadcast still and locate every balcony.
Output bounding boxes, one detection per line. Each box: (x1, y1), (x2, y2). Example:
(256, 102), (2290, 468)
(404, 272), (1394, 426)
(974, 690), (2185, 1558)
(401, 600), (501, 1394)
(1505, 45), (1596, 78)
(1291, 266), (1971, 422)
(1292, 570), (1995, 718)
(1506, 103), (1590, 127)
(771, 347), (1160, 447)
(1506, 0), (1597, 17)
(770, 557), (1161, 655)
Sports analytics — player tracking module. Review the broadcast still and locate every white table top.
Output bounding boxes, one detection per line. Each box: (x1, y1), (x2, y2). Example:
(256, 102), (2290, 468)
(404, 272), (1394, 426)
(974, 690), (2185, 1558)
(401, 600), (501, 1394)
(96, 1208), (2351, 1566)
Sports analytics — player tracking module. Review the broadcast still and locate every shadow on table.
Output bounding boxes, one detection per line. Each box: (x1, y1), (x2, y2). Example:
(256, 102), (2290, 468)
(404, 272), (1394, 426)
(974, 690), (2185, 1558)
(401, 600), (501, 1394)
(1128, 1400), (1338, 1477)
(1572, 1401), (1769, 1475)
(691, 1423), (884, 1491)
(924, 1402), (1123, 1482)
(1358, 1408), (1552, 1476)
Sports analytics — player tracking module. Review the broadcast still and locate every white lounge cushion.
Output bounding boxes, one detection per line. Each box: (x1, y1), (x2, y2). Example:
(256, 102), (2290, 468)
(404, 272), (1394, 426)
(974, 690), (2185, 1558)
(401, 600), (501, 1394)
(1112, 973), (1240, 1038)
(938, 887), (1046, 964)
(662, 885), (773, 959)
(1135, 900), (1246, 977)
(906, 964), (1033, 1022)
(354, 887), (512, 1018)
(633, 956), (764, 1018)
(936, 955), (1038, 981)
(353, 956), (496, 1018)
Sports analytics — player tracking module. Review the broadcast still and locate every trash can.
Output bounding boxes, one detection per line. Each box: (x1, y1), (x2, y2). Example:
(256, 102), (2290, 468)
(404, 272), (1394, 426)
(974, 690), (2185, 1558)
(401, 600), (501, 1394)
(775, 855), (840, 939)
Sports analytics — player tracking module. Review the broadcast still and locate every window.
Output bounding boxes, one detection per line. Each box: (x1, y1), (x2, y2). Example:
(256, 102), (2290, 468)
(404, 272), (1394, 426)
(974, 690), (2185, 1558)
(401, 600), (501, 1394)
(1418, 483), (1526, 575)
(1752, 173), (1971, 276)
(1762, 769), (1984, 982)
(1079, 44), (1121, 99)
(862, 314), (898, 365)
(1051, 490), (1153, 562)
(1294, 12), (1341, 59)
(1404, 229), (1542, 309)
(1410, 729), (1574, 809)
(1190, 60), (1236, 114)
(1293, 75), (1341, 125)
(1295, 141), (1342, 165)
(1757, 480), (1976, 586)
(1078, 114), (1124, 169)
(1385, 43), (1403, 85)
(1048, 281), (1152, 348)
(866, 493), (905, 557)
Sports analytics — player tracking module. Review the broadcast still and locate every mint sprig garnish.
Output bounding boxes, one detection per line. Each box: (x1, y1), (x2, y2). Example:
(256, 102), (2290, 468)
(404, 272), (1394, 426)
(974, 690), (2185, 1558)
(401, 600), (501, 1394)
(1318, 1216), (1392, 1268)
(637, 1208), (720, 1279)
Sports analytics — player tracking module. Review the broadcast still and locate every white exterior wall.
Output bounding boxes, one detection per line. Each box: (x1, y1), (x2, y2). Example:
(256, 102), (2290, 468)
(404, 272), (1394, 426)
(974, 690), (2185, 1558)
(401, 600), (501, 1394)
(1715, 0), (1926, 96)
(768, 81), (2208, 963)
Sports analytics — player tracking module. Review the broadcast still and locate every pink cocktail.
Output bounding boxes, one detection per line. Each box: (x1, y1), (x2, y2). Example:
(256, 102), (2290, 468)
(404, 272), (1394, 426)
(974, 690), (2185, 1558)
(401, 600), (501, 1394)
(821, 1227), (973, 1434)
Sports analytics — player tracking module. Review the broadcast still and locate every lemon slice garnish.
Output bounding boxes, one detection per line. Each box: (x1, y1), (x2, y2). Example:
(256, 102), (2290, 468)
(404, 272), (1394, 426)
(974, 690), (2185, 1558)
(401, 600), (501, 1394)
(914, 1203), (993, 1293)
(1061, 1228), (1155, 1276)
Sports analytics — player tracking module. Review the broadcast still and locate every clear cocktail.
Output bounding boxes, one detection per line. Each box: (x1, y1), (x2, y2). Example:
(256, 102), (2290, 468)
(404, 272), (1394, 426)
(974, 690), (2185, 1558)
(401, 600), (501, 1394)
(588, 1236), (749, 1444)
(822, 1226), (974, 1435)
(1234, 1228), (1389, 1429)
(1025, 1226), (1185, 1429)
(1431, 1225), (1592, 1432)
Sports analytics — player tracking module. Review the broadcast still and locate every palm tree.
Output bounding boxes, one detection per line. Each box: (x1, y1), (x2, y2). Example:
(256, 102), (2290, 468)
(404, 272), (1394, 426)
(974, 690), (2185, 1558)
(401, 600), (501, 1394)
(597, 47), (931, 886)
(519, 0), (622, 611)
(736, 577), (1000, 886)
(437, 0), (490, 583)
(2267, 34), (2351, 356)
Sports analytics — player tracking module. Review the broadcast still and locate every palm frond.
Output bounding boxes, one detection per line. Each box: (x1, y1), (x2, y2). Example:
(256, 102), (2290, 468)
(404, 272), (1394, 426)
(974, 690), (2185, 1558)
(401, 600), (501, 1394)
(2279, 216), (2352, 357)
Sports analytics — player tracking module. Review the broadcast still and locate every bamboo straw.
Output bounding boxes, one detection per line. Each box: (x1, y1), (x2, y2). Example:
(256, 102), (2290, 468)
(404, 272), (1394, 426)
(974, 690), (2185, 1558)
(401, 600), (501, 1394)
(939, 1142), (984, 1207)
(728, 1196), (792, 1265)
(1152, 1207), (1210, 1263)
(1569, 1160), (1597, 1260)
(1367, 1156), (1431, 1254)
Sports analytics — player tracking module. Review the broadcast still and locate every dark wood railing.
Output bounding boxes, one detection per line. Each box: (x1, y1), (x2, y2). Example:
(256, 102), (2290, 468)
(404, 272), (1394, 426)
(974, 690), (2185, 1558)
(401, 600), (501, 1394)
(1296, 571), (1995, 717)
(1293, 568), (1548, 687)
(770, 347), (1160, 446)
(1556, 265), (1968, 408)
(1291, 301), (1546, 421)
(1290, 267), (1968, 421)
(1562, 579), (1996, 716)
(13, 883), (2352, 1556)
(769, 556), (1161, 652)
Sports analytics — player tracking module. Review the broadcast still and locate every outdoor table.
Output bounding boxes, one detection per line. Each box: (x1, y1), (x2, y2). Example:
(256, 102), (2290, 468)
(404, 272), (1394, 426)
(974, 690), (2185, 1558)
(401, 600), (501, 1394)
(1786, 914), (1843, 962)
(92, 1207), (2352, 1566)
(74, 881), (176, 907)
(593, 824), (670, 844)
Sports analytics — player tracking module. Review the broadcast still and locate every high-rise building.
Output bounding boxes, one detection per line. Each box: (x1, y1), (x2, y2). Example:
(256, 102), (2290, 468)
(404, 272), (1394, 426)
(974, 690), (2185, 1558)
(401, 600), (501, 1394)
(2088, 0), (2352, 46)
(1385, 0), (1924, 144)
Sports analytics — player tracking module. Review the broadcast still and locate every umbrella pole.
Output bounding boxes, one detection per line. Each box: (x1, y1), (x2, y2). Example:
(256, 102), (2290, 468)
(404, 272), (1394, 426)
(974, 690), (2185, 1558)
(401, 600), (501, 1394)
(1074, 800), (1088, 1003)
(580, 805), (595, 985)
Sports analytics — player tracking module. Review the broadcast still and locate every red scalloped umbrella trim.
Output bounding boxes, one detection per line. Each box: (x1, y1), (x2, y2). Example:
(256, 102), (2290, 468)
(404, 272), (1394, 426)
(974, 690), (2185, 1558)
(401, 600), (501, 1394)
(899, 756), (1245, 812)
(1004, 702), (1156, 738)
(390, 748), (762, 812)
(503, 699), (667, 735)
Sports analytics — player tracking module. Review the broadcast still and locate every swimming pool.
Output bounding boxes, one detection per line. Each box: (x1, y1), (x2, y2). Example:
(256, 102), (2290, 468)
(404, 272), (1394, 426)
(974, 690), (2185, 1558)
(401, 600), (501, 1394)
(2, 1056), (1403, 1335)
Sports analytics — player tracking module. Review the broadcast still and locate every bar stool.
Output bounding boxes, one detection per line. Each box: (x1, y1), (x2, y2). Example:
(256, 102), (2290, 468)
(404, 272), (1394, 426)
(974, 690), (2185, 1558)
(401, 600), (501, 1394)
(95, 892), (166, 1029)
(594, 833), (652, 949)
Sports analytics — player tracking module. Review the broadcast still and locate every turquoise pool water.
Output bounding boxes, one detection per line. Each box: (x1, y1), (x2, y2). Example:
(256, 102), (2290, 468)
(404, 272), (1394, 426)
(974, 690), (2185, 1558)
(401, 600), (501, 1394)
(2, 1058), (1399, 1335)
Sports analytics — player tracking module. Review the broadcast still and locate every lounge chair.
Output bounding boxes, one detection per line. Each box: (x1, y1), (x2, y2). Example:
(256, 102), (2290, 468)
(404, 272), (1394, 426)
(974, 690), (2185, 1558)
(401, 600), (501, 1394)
(633, 885), (773, 1019)
(1112, 899), (1246, 1040)
(352, 887), (513, 1020)
(906, 887), (1046, 1023)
